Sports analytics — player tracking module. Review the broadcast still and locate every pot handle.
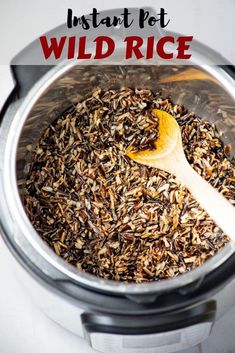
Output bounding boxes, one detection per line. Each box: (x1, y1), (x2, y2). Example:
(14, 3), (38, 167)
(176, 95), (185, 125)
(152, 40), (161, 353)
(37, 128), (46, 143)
(11, 65), (53, 99)
(82, 301), (216, 353)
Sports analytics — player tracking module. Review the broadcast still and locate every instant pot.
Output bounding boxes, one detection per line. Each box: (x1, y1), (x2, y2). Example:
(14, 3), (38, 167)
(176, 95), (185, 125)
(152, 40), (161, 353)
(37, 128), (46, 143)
(1, 9), (235, 353)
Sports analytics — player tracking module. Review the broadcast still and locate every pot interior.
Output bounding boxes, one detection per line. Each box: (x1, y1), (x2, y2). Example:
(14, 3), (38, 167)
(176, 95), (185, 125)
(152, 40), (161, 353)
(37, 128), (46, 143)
(14, 64), (235, 291)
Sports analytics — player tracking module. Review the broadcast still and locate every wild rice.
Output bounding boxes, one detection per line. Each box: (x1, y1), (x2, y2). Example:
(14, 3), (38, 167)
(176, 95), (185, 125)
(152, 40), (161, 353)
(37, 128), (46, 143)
(23, 87), (234, 282)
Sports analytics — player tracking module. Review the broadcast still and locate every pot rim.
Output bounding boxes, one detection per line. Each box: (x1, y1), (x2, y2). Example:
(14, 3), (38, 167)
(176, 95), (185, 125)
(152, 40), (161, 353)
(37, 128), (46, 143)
(1, 62), (235, 295)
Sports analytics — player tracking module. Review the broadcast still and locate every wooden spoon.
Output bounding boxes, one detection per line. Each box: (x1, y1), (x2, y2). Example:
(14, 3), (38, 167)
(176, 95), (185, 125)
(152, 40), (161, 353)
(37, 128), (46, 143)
(126, 109), (235, 241)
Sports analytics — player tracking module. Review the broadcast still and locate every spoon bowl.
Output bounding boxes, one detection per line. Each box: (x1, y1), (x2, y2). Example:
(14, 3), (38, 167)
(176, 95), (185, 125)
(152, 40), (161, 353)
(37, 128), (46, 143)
(127, 109), (180, 162)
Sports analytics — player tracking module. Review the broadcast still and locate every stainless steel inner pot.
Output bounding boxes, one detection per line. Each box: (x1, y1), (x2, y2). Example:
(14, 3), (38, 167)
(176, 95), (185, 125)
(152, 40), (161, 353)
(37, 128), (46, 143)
(1, 64), (235, 295)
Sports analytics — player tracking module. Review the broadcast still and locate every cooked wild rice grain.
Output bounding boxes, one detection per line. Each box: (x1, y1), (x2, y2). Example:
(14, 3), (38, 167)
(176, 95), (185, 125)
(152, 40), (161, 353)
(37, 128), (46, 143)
(23, 88), (234, 283)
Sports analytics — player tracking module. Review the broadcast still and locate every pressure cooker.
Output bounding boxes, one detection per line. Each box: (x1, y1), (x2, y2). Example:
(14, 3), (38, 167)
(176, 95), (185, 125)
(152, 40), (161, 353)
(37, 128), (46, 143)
(1, 9), (235, 353)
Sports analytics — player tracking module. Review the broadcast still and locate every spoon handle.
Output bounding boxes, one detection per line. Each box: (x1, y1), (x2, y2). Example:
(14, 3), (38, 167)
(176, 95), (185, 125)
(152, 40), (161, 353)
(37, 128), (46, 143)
(175, 161), (235, 242)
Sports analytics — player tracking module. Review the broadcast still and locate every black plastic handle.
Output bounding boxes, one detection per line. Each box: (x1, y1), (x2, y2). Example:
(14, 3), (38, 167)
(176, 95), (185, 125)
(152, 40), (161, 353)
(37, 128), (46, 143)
(82, 300), (216, 335)
(11, 65), (53, 99)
